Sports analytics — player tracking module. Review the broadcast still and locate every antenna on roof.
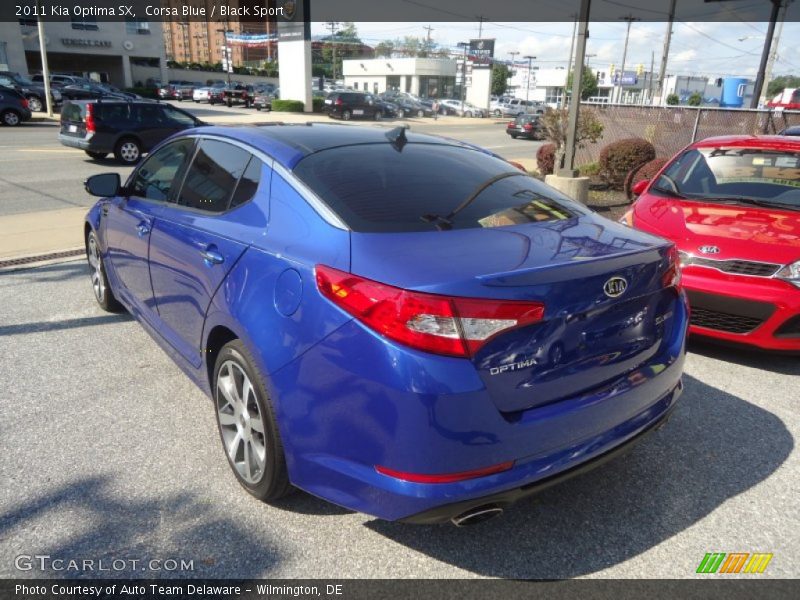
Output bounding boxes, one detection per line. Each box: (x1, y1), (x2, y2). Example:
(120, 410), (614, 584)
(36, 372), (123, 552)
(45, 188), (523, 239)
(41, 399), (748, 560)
(385, 125), (409, 152)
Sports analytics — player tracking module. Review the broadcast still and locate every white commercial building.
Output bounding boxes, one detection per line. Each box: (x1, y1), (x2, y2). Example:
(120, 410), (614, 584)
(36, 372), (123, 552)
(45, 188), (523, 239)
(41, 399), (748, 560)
(342, 57), (457, 98)
(1, 17), (166, 87)
(507, 65), (568, 107)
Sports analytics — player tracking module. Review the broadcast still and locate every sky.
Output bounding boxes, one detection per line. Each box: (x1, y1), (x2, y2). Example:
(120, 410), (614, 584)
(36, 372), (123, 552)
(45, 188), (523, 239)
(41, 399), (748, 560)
(310, 20), (800, 79)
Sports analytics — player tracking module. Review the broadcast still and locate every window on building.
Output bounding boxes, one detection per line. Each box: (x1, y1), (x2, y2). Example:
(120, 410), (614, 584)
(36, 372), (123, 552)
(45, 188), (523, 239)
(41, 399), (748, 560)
(0, 42), (8, 72)
(373, 82), (379, 94)
(125, 18), (151, 35)
(71, 16), (98, 31)
(353, 82), (358, 90)
(545, 87), (563, 105)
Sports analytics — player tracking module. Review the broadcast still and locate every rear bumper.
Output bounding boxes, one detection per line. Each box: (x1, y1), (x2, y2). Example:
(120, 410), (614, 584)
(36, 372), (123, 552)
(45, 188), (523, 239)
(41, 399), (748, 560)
(683, 270), (800, 351)
(402, 393), (679, 524)
(58, 133), (91, 151)
(268, 302), (687, 522)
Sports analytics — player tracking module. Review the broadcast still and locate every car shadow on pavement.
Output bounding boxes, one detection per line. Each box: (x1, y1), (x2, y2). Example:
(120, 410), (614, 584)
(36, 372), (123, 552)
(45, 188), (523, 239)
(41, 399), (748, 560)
(688, 338), (800, 376)
(366, 374), (793, 578)
(0, 476), (282, 578)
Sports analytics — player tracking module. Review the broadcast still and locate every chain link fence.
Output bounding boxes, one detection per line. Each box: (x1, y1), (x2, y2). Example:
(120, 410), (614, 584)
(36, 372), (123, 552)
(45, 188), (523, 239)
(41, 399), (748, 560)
(574, 104), (800, 167)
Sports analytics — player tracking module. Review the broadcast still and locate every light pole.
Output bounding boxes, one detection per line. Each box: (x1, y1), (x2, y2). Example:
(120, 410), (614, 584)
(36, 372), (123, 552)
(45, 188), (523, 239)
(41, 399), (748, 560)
(458, 41), (469, 111)
(325, 22), (340, 82)
(523, 55), (536, 112)
(216, 26), (234, 87)
(508, 51), (519, 97)
(617, 15), (639, 104)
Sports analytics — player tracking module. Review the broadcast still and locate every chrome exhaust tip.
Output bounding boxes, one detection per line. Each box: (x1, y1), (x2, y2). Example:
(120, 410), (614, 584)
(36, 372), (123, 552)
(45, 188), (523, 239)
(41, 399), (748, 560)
(451, 505), (504, 527)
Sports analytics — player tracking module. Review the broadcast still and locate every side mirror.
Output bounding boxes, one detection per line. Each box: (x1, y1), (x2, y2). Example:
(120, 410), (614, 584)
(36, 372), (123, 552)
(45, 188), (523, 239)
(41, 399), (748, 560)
(631, 179), (650, 196)
(85, 173), (121, 197)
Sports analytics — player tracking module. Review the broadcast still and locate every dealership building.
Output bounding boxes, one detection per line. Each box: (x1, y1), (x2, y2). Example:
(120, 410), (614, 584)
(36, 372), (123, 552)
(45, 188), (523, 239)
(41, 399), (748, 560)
(0, 17), (166, 87)
(341, 58), (457, 98)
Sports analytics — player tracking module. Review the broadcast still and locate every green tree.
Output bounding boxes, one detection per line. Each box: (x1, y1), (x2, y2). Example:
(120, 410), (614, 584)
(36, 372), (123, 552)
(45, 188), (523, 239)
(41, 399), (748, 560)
(666, 93), (680, 106)
(687, 92), (702, 106)
(767, 75), (800, 97)
(541, 107), (604, 172)
(374, 41), (395, 58)
(321, 23), (366, 80)
(565, 66), (599, 100)
(393, 35), (444, 58)
(492, 64), (510, 96)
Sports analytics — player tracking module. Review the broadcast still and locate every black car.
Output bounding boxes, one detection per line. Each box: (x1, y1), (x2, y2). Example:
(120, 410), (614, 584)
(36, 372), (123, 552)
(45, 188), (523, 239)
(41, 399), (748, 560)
(0, 71), (61, 112)
(379, 93), (432, 118)
(0, 86), (33, 126)
(324, 92), (393, 120)
(60, 82), (131, 101)
(32, 73), (92, 88)
(59, 99), (204, 165)
(780, 125), (800, 136)
(506, 114), (545, 140)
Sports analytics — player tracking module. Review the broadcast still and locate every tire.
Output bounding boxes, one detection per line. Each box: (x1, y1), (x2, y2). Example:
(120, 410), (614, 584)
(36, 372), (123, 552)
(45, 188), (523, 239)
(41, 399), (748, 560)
(227, 99), (233, 108)
(1, 110), (21, 126)
(114, 137), (141, 165)
(510, 133), (518, 139)
(494, 109), (502, 117)
(213, 340), (292, 502)
(85, 150), (107, 160)
(341, 109), (352, 121)
(244, 99), (251, 108)
(417, 109), (424, 117)
(256, 105), (262, 111)
(465, 111), (472, 118)
(396, 109), (405, 119)
(374, 110), (384, 121)
(27, 96), (43, 112)
(86, 230), (123, 313)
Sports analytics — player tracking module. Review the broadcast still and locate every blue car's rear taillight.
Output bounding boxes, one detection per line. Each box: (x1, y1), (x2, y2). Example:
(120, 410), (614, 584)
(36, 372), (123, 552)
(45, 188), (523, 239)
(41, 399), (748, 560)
(315, 265), (545, 358)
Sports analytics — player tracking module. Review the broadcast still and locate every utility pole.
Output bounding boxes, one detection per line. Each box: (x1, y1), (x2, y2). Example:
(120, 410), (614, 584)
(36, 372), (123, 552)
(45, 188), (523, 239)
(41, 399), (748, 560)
(564, 14), (578, 108)
(759, 0), (788, 107)
(477, 16), (485, 39)
(325, 21), (340, 81)
(458, 41), (469, 111)
(657, 0), (676, 104)
(751, 0), (781, 108)
(648, 50), (655, 105)
(524, 55), (536, 112)
(617, 15), (639, 104)
(423, 25), (434, 43)
(562, 0), (591, 177)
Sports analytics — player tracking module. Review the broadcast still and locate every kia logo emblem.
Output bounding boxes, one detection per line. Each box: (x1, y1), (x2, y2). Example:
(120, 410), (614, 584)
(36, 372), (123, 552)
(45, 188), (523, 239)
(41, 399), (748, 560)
(698, 245), (720, 254)
(604, 276), (628, 298)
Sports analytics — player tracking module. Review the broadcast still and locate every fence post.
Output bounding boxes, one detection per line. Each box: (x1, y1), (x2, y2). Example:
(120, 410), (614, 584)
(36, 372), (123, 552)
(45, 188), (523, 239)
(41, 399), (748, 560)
(691, 108), (702, 142)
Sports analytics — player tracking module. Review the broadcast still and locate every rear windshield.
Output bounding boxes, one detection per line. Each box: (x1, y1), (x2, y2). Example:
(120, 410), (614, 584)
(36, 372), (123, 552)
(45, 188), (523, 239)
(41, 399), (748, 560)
(654, 147), (800, 210)
(61, 102), (85, 122)
(293, 143), (583, 232)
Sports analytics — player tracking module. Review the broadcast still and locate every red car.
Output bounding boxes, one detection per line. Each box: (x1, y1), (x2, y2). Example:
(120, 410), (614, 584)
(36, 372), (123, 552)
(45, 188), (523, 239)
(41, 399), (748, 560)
(625, 135), (800, 352)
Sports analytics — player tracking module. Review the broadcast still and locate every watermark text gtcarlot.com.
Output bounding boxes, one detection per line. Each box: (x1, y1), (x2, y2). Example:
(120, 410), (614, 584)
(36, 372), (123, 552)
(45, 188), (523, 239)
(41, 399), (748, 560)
(15, 554), (194, 573)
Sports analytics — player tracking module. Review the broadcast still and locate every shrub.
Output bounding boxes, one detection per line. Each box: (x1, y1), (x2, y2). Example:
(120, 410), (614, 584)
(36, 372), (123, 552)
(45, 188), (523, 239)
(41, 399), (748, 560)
(666, 93), (679, 106)
(271, 99), (305, 112)
(687, 92), (703, 106)
(578, 162), (600, 176)
(312, 97), (325, 113)
(536, 143), (556, 176)
(599, 137), (656, 190)
(540, 107), (604, 171)
(624, 157), (669, 200)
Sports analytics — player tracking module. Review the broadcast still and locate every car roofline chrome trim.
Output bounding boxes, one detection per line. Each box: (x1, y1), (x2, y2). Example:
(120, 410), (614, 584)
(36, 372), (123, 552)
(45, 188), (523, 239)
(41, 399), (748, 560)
(182, 132), (350, 231)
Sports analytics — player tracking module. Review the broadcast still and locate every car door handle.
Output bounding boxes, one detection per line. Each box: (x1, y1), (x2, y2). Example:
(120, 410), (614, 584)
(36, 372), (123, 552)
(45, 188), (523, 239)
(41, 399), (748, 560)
(200, 248), (224, 266)
(136, 222), (150, 237)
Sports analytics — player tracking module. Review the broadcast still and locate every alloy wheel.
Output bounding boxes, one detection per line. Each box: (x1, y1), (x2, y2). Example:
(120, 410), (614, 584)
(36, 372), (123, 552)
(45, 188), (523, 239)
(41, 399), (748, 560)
(27, 96), (43, 112)
(3, 111), (20, 126)
(87, 235), (105, 303)
(216, 360), (267, 485)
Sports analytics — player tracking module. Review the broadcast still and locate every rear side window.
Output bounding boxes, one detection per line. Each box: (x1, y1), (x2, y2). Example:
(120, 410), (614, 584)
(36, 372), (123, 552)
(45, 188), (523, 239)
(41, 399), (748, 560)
(178, 140), (250, 212)
(293, 144), (582, 232)
(96, 104), (131, 121)
(230, 157), (263, 209)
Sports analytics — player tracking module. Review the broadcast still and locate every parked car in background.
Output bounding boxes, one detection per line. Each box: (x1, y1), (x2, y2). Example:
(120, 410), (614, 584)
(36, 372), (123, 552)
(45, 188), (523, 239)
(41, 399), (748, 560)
(82, 122), (687, 524)
(506, 114), (545, 140)
(157, 81), (180, 99)
(60, 82), (130, 101)
(626, 135), (800, 352)
(779, 125), (800, 136)
(379, 93), (433, 118)
(208, 86), (226, 104)
(253, 90), (273, 111)
(171, 81), (200, 101)
(59, 99), (204, 165)
(223, 83), (256, 107)
(32, 73), (92, 88)
(767, 88), (800, 110)
(325, 91), (393, 120)
(439, 99), (486, 118)
(0, 71), (61, 112)
(0, 86), (32, 126)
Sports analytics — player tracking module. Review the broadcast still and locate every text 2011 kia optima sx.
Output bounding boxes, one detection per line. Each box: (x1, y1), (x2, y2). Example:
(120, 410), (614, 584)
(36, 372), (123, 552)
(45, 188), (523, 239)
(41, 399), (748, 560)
(83, 124), (688, 525)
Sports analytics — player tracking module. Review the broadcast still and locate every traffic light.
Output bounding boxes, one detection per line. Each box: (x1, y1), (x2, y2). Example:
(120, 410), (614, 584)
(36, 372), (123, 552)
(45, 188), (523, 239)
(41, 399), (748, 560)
(636, 63), (644, 76)
(609, 63), (616, 76)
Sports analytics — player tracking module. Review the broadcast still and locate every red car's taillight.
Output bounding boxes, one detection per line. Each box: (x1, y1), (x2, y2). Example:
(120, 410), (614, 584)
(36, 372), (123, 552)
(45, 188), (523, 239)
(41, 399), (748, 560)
(523, 123), (533, 130)
(315, 265), (545, 358)
(662, 245), (681, 289)
(85, 103), (96, 133)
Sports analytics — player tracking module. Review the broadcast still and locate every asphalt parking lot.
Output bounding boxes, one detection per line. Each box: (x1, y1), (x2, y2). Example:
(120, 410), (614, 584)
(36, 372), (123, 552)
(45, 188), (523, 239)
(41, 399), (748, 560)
(1, 103), (797, 579)
(0, 259), (797, 578)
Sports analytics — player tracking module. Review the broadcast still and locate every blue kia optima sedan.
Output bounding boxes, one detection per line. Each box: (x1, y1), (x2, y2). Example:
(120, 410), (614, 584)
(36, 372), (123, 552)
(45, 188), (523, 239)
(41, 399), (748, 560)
(83, 124), (688, 525)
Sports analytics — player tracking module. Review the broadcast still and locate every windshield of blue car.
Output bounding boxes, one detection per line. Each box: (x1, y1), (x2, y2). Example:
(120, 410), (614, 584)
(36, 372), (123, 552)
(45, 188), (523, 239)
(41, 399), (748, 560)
(653, 147), (800, 210)
(293, 143), (583, 232)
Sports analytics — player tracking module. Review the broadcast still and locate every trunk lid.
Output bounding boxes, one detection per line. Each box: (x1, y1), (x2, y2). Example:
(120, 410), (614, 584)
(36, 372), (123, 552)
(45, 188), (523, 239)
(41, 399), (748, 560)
(350, 215), (680, 413)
